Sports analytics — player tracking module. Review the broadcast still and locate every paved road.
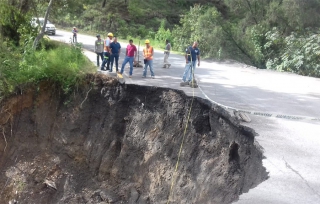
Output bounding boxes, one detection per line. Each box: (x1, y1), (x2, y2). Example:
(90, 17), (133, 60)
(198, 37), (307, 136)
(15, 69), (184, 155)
(51, 30), (320, 204)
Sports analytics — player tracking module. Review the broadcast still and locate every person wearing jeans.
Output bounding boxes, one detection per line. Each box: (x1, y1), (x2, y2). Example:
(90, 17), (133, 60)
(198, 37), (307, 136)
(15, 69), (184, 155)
(94, 34), (104, 67)
(182, 60), (197, 82)
(142, 39), (155, 78)
(182, 41), (200, 83)
(143, 60), (155, 78)
(109, 37), (121, 72)
(100, 32), (113, 71)
(120, 39), (137, 77)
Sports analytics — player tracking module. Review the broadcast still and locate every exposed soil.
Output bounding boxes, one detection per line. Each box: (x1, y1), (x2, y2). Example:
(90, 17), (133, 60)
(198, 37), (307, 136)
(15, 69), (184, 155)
(0, 74), (267, 204)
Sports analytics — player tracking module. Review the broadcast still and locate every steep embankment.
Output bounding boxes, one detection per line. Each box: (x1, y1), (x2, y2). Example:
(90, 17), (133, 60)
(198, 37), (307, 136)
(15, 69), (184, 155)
(0, 74), (267, 203)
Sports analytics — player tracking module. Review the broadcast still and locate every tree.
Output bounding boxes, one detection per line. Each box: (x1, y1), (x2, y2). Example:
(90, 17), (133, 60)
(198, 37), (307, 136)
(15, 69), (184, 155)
(33, 0), (54, 49)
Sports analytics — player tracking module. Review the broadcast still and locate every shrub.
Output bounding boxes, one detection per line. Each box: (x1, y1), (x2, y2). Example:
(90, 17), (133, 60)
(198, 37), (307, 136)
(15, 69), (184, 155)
(155, 20), (172, 43)
(0, 41), (21, 96)
(266, 31), (320, 77)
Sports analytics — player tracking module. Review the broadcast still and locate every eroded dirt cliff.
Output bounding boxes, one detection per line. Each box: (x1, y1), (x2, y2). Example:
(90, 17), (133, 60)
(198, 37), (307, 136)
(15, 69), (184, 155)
(0, 74), (267, 204)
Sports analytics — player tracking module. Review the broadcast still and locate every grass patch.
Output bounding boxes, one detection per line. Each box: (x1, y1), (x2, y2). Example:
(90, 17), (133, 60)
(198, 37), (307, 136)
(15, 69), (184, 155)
(0, 39), (95, 100)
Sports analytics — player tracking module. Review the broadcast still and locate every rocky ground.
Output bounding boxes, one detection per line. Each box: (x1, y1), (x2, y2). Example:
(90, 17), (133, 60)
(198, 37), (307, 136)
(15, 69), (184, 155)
(0, 74), (267, 204)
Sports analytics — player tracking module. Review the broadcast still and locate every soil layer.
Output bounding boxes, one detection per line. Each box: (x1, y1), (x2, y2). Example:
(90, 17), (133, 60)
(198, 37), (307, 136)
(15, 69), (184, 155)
(0, 74), (267, 204)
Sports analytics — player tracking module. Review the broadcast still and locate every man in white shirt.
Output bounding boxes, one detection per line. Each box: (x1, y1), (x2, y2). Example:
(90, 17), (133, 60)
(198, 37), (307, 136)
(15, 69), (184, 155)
(94, 34), (104, 67)
(100, 32), (113, 71)
(162, 39), (171, 68)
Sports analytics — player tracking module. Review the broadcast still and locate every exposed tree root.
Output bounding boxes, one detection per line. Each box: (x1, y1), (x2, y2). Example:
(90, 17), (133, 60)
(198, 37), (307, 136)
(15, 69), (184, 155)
(1, 127), (7, 152)
(80, 87), (92, 108)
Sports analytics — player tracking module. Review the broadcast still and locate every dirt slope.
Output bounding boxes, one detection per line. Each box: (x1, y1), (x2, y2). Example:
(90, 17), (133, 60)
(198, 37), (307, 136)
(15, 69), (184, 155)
(0, 74), (267, 204)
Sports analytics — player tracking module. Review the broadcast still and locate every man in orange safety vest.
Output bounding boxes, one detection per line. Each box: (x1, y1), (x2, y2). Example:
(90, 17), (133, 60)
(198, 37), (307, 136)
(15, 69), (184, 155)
(142, 39), (155, 79)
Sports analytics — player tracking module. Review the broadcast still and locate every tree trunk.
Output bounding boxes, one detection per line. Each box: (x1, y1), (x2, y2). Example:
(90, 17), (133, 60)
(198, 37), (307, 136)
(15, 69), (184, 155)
(20, 0), (31, 14)
(33, 0), (54, 49)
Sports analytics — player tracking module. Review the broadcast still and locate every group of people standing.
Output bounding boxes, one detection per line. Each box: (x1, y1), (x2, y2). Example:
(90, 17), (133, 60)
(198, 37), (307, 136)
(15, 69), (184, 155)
(94, 32), (200, 83)
(95, 32), (121, 73)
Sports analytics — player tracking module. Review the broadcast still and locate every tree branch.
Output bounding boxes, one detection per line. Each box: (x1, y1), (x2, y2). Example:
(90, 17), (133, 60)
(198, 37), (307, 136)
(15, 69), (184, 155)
(245, 0), (258, 24)
(33, 0), (54, 49)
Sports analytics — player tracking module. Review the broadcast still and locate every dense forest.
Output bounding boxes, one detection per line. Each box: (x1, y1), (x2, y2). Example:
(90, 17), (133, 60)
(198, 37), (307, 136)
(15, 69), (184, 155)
(1, 0), (320, 77)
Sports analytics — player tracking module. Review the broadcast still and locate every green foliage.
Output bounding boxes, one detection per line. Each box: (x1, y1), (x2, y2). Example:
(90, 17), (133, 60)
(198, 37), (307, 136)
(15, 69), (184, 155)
(195, 7), (224, 58)
(0, 2), (36, 45)
(136, 25), (148, 38)
(246, 25), (268, 68)
(170, 0), (320, 77)
(172, 5), (205, 52)
(266, 31), (320, 77)
(0, 42), (21, 96)
(118, 22), (149, 39)
(3, 0), (320, 78)
(128, 0), (146, 20)
(172, 5), (245, 60)
(117, 19), (130, 39)
(0, 39), (95, 98)
(155, 20), (172, 43)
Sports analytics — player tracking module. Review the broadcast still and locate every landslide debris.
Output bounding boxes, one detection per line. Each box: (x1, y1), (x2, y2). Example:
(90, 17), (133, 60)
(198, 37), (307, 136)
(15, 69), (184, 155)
(0, 74), (267, 204)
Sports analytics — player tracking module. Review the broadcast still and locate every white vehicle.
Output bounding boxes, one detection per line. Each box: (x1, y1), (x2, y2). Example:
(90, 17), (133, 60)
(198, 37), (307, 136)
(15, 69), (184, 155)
(31, 17), (56, 35)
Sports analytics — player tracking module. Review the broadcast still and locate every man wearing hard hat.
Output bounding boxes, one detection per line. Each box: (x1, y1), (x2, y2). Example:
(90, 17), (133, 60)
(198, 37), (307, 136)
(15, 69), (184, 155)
(142, 39), (155, 78)
(100, 32), (113, 71)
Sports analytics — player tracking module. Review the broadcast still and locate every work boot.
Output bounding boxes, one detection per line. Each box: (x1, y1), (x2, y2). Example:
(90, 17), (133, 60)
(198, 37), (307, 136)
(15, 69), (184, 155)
(180, 81), (189, 86)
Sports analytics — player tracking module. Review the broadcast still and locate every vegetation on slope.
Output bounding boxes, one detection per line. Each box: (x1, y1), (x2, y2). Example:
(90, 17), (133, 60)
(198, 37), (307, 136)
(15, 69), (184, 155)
(0, 39), (95, 100)
(0, 1), (96, 101)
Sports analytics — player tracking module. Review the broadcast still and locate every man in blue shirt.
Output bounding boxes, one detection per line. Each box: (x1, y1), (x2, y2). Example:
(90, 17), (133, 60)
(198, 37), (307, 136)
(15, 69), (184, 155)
(109, 37), (121, 72)
(182, 42), (200, 83)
